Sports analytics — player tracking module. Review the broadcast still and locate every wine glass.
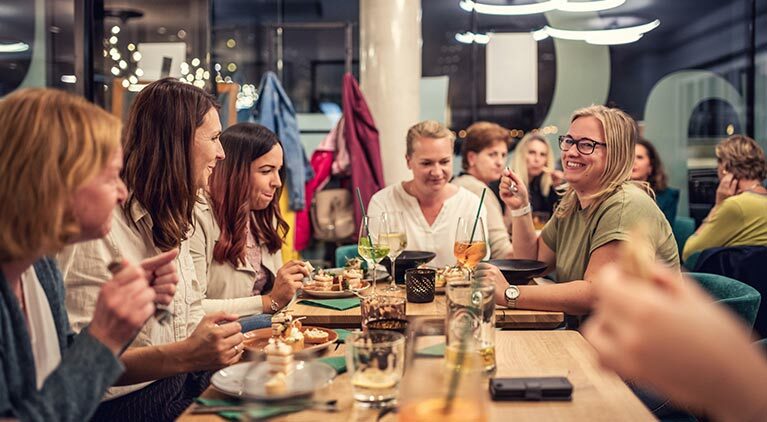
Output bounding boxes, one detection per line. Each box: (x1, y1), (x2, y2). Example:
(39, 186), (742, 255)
(358, 215), (390, 290)
(381, 212), (407, 292)
(453, 217), (487, 276)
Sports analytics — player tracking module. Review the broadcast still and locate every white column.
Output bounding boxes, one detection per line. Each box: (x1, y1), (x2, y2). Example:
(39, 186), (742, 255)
(360, 0), (422, 186)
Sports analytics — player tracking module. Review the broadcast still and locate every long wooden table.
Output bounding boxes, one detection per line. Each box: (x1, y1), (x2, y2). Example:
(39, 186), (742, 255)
(291, 280), (565, 330)
(181, 331), (655, 421)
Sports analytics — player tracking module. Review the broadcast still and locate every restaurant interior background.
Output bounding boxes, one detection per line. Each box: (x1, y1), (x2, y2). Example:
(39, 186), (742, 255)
(1, 0), (765, 245)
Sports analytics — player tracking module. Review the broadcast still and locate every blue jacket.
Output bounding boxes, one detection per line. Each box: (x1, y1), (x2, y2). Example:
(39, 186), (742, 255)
(253, 72), (314, 210)
(0, 257), (123, 421)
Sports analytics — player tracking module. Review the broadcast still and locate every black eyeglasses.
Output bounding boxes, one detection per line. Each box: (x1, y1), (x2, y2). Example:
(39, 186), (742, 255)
(558, 135), (608, 155)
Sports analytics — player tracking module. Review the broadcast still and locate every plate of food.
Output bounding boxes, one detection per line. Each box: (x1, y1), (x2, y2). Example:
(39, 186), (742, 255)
(302, 263), (375, 298)
(243, 312), (338, 355)
(423, 265), (469, 294)
(211, 359), (336, 401)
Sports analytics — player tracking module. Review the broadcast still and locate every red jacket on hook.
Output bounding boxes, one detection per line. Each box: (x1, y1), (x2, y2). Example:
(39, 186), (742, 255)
(342, 73), (385, 233)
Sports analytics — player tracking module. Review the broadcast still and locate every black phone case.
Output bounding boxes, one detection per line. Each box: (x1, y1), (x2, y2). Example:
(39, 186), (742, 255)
(489, 377), (573, 401)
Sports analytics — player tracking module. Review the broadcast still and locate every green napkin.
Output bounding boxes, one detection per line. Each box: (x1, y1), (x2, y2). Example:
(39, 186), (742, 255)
(298, 297), (360, 310)
(417, 343), (446, 357)
(195, 398), (308, 421)
(318, 355), (347, 375)
(334, 328), (352, 343)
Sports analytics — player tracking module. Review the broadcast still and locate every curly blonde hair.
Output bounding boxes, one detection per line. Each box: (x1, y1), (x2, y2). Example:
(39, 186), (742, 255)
(0, 89), (121, 261)
(715, 135), (767, 181)
(556, 105), (651, 218)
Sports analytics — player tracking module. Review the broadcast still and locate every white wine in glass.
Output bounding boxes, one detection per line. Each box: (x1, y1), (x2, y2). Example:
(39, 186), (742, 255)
(381, 212), (407, 292)
(358, 215), (390, 289)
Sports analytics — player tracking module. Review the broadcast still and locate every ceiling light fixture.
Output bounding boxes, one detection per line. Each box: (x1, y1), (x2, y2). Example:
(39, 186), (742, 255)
(455, 31), (491, 44)
(459, 0), (625, 15)
(0, 42), (29, 53)
(531, 19), (660, 45)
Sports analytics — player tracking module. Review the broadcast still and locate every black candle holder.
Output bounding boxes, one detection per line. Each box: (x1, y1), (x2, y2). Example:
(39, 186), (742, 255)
(405, 268), (437, 303)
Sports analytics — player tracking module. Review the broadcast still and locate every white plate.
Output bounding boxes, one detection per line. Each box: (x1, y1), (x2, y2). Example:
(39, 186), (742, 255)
(211, 360), (336, 401)
(324, 265), (389, 281)
(302, 280), (371, 299)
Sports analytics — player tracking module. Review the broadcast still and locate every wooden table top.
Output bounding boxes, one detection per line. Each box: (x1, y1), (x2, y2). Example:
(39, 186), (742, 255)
(180, 331), (655, 422)
(291, 280), (564, 330)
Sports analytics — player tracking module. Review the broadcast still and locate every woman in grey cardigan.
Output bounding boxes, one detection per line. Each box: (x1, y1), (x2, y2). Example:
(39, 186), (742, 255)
(0, 89), (177, 421)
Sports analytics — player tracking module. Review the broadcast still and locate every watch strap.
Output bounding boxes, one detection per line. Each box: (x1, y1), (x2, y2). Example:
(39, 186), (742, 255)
(510, 203), (532, 218)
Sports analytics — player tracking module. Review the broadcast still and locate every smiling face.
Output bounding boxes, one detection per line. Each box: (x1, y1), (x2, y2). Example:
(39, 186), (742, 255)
(407, 136), (454, 194)
(70, 148), (128, 241)
(249, 144), (284, 211)
(191, 108), (225, 190)
(631, 144), (653, 182)
(561, 115), (607, 195)
(526, 139), (550, 178)
(468, 140), (507, 184)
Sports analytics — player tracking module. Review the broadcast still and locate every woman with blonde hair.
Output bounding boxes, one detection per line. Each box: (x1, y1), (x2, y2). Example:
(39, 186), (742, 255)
(0, 88), (177, 421)
(478, 105), (679, 317)
(368, 120), (488, 268)
(682, 135), (767, 261)
(510, 133), (564, 214)
(453, 121), (513, 258)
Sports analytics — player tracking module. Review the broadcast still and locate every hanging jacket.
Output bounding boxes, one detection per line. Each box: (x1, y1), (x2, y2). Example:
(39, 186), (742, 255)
(342, 73), (385, 233)
(253, 71), (314, 211)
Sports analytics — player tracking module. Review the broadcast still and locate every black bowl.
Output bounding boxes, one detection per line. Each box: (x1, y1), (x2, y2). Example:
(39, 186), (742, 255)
(484, 259), (548, 285)
(381, 250), (437, 283)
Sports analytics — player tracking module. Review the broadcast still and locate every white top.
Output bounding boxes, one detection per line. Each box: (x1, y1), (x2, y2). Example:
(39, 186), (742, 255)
(367, 183), (490, 268)
(58, 200), (205, 399)
(21, 266), (62, 390)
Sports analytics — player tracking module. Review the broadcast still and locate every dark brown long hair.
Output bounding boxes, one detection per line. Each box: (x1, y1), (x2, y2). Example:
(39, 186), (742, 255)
(637, 138), (668, 192)
(122, 78), (219, 251)
(209, 123), (288, 266)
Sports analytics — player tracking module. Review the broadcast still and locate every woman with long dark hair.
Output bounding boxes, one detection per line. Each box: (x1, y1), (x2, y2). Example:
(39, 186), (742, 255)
(191, 123), (306, 316)
(60, 78), (244, 421)
(631, 138), (679, 224)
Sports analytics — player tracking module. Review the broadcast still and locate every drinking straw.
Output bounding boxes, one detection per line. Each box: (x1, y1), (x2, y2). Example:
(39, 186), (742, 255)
(468, 188), (486, 243)
(444, 188), (486, 413)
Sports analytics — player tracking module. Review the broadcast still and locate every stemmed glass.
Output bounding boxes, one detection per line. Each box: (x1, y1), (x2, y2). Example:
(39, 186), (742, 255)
(453, 217), (487, 277)
(381, 212), (407, 292)
(358, 215), (390, 290)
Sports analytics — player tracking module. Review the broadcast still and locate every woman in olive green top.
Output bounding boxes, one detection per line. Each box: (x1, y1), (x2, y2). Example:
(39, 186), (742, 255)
(479, 105), (679, 316)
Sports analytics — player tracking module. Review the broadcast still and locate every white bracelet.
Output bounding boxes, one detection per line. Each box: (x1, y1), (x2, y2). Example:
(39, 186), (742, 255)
(510, 203), (532, 217)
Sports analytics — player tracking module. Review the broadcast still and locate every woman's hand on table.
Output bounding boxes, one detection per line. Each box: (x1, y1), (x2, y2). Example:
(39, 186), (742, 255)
(583, 264), (767, 421)
(269, 260), (309, 311)
(140, 249), (180, 306)
(500, 168), (530, 211)
(475, 262), (508, 306)
(180, 312), (244, 371)
(89, 262), (156, 354)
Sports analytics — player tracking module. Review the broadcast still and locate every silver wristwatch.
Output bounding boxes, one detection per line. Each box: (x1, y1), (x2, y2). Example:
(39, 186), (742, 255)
(504, 286), (520, 309)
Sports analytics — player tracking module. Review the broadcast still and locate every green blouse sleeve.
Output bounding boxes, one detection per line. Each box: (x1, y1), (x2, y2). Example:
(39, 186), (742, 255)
(682, 199), (743, 261)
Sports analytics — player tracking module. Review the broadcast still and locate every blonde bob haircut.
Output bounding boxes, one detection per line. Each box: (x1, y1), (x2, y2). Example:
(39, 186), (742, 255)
(511, 132), (556, 197)
(0, 88), (121, 261)
(715, 134), (767, 182)
(556, 105), (650, 218)
(406, 120), (456, 157)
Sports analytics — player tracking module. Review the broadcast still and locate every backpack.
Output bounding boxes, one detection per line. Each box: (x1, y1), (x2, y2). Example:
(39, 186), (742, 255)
(311, 188), (355, 242)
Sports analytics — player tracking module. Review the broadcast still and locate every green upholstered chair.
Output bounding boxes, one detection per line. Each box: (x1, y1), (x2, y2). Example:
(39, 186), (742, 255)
(687, 272), (761, 329)
(673, 216), (696, 259)
(335, 244), (361, 268)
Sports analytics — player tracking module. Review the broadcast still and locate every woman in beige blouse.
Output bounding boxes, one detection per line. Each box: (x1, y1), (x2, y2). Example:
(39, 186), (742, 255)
(191, 123), (307, 317)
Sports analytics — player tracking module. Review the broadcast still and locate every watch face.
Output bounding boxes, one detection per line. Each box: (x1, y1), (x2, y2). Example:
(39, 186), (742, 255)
(505, 286), (520, 300)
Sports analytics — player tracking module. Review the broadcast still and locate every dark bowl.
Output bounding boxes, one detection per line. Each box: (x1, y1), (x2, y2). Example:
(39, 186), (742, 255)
(382, 250), (437, 283)
(484, 259), (548, 285)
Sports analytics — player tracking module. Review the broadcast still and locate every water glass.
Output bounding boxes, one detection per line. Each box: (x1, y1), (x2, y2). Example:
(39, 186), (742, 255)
(346, 330), (406, 407)
(445, 275), (496, 373)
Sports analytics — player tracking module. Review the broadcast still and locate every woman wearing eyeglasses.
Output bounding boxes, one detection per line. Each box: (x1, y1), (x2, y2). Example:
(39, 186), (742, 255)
(478, 105), (679, 318)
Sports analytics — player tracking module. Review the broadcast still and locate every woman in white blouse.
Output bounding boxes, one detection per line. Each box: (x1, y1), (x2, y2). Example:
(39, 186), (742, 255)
(367, 120), (489, 268)
(191, 123), (307, 317)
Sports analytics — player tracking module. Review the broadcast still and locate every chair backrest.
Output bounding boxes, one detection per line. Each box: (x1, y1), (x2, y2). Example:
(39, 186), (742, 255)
(692, 246), (767, 336)
(672, 216), (696, 258)
(335, 243), (361, 268)
(687, 272), (761, 329)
